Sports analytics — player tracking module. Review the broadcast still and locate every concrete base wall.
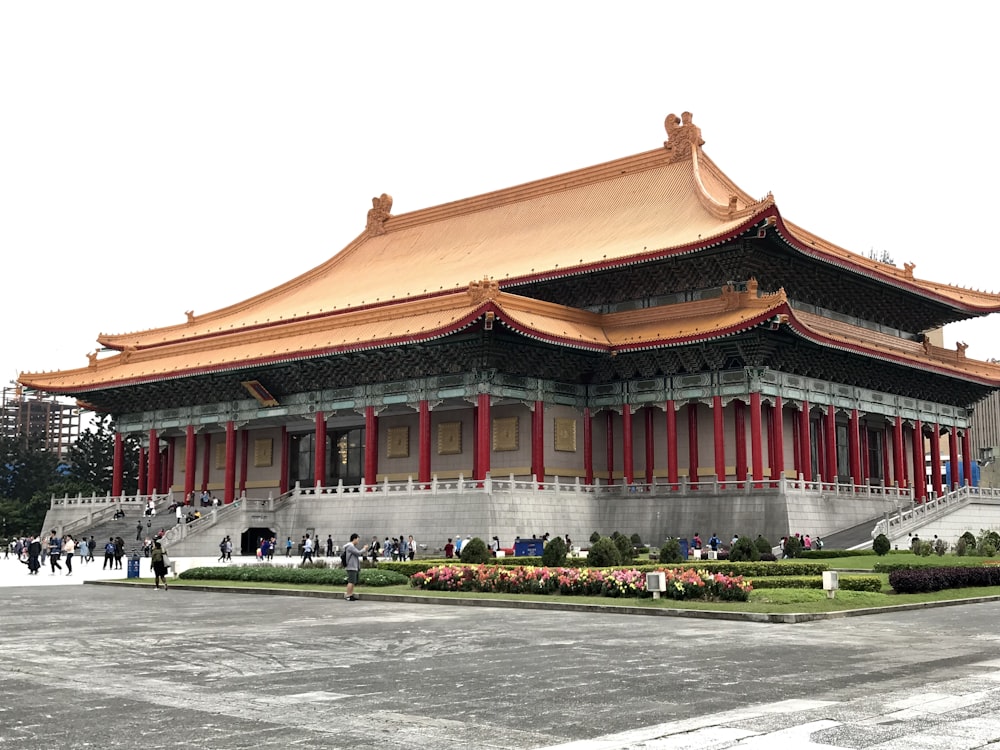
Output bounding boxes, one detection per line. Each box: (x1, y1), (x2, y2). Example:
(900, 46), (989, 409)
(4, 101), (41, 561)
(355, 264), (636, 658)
(160, 486), (891, 557)
(888, 498), (1000, 549)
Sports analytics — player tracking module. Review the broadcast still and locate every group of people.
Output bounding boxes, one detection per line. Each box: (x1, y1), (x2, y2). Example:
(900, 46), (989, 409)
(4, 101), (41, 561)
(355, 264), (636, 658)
(11, 530), (96, 575)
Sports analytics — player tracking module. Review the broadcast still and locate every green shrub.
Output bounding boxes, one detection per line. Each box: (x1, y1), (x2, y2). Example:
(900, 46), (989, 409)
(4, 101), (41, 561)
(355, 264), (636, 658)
(983, 543), (997, 558)
(748, 575), (882, 593)
(459, 537), (490, 564)
(933, 538), (948, 556)
(872, 533), (891, 556)
(917, 541), (933, 557)
(630, 532), (643, 546)
(783, 536), (802, 559)
(754, 536), (772, 555)
(729, 535), (760, 562)
(587, 536), (622, 567)
(612, 532), (634, 562)
(300, 559), (329, 569)
(178, 565), (408, 587)
(541, 536), (567, 567)
(589, 531), (601, 544)
(800, 549), (875, 559)
(956, 538), (968, 556)
(659, 537), (683, 564)
(960, 531), (977, 548)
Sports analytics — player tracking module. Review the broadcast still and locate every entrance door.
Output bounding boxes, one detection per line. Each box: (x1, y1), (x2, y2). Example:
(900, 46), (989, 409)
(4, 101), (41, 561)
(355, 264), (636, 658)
(331, 428), (365, 486)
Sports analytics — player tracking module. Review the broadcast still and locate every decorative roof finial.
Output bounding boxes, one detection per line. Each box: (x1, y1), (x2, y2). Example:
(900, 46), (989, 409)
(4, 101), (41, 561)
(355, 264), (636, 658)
(366, 193), (393, 236)
(663, 111), (704, 163)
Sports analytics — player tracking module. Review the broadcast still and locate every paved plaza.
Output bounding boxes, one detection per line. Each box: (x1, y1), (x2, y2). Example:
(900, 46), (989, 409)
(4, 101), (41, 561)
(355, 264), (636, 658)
(4, 555), (1000, 749)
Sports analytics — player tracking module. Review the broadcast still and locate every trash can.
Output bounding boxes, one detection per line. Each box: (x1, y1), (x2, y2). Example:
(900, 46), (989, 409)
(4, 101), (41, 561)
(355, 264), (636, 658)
(678, 538), (689, 560)
(127, 553), (141, 579)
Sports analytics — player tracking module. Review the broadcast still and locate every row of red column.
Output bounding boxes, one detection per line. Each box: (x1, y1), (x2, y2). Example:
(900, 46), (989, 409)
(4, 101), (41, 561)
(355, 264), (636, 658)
(112, 400), (975, 497)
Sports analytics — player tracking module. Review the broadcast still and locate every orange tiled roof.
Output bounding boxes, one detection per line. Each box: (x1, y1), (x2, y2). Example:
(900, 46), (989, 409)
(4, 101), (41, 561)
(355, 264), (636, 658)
(20, 111), (1000, 391)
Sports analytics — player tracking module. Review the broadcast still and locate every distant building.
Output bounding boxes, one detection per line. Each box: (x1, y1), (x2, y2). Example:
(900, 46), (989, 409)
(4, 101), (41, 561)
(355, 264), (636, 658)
(1, 385), (80, 462)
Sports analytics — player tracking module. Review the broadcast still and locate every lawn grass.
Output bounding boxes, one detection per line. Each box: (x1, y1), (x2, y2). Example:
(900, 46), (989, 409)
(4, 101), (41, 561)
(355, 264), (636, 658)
(117, 575), (1000, 615)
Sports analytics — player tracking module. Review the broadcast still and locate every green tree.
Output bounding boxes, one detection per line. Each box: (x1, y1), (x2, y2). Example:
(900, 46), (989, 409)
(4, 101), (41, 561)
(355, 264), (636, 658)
(67, 414), (140, 495)
(872, 533), (891, 556)
(541, 536), (567, 567)
(587, 536), (622, 567)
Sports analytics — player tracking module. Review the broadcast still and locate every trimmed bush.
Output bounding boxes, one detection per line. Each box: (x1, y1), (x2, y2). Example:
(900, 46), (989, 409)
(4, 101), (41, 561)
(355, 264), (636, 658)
(749, 575), (882, 593)
(800, 549), (876, 559)
(587, 536), (623, 567)
(754, 536), (773, 555)
(541, 536), (567, 567)
(933, 538), (948, 556)
(783, 536), (803, 559)
(960, 531), (977, 548)
(956, 538), (968, 556)
(872, 533), (891, 556)
(589, 531), (601, 544)
(178, 565), (408, 587)
(659, 537), (683, 564)
(460, 537), (490, 564)
(612, 532), (634, 562)
(630, 533), (643, 546)
(729, 535), (760, 563)
(889, 565), (1000, 593)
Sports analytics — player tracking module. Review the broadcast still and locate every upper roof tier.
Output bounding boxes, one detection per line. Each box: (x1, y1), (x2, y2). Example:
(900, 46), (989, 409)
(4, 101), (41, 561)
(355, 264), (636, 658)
(91, 111), (1000, 355)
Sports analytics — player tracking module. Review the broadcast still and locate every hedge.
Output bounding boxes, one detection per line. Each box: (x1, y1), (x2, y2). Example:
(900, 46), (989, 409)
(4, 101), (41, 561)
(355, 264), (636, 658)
(178, 565), (409, 587)
(748, 575), (882, 592)
(799, 549), (876, 560)
(889, 566), (1000, 593)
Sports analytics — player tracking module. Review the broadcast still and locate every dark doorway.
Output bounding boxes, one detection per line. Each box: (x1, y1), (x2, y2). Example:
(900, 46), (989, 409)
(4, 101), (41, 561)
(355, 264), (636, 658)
(242, 527), (275, 556)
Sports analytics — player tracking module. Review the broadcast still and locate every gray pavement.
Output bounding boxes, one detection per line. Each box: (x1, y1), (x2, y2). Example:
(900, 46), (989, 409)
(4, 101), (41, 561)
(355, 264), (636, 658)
(4, 556), (1000, 749)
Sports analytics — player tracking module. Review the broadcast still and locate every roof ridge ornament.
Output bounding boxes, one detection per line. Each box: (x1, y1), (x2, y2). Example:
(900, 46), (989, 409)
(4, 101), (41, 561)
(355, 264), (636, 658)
(467, 277), (500, 305)
(663, 111), (704, 163)
(366, 193), (393, 236)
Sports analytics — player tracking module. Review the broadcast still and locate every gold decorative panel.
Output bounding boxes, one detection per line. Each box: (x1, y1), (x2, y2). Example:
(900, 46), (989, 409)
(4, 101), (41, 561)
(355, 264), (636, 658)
(438, 421), (462, 455)
(554, 418), (577, 452)
(492, 416), (519, 452)
(387, 426), (409, 459)
(214, 443), (226, 470)
(254, 438), (273, 467)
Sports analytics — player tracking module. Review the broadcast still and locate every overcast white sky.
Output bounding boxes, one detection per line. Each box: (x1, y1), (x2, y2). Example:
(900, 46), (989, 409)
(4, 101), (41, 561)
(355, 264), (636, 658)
(3, 2), (998, 402)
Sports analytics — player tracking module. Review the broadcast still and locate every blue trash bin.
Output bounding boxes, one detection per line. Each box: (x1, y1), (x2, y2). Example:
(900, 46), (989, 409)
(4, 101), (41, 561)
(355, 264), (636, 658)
(678, 538), (690, 560)
(127, 554), (140, 579)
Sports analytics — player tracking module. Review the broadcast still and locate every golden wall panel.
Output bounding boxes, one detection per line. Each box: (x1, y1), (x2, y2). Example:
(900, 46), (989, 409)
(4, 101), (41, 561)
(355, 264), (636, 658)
(554, 418), (577, 452)
(387, 426), (410, 459)
(214, 443), (226, 470)
(493, 416), (519, 452)
(438, 421), (462, 455)
(254, 438), (273, 467)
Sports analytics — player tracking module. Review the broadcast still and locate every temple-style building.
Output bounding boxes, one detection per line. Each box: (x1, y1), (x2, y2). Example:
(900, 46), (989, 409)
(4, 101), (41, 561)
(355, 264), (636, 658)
(23, 112), (1000, 552)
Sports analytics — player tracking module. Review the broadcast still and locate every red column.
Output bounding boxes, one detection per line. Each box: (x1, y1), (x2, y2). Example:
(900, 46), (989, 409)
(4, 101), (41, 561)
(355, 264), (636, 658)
(605, 411), (615, 484)
(771, 396), (785, 484)
(712, 395), (726, 482)
(688, 402), (700, 487)
(734, 399), (747, 486)
(912, 420), (926, 502)
(791, 406), (801, 478)
(826, 405), (837, 484)
(848, 409), (861, 486)
(365, 405), (378, 486)
(475, 393), (491, 481)
(893, 416), (905, 487)
(665, 400), (678, 488)
(314, 412), (326, 487)
(644, 407), (655, 485)
(930, 423), (943, 496)
(145, 429), (158, 494)
(799, 401), (812, 482)
(948, 426), (960, 489)
(137, 446), (146, 495)
(419, 400), (431, 486)
(749, 392), (763, 483)
(622, 406), (634, 485)
(224, 420), (236, 504)
(583, 407), (594, 484)
(164, 437), (175, 496)
(279, 426), (289, 494)
(882, 427), (891, 487)
(860, 426), (870, 484)
(532, 400), (545, 483)
(239, 428), (248, 496)
(112, 432), (124, 497)
(962, 429), (973, 487)
(184, 425), (196, 503)
(201, 434), (211, 493)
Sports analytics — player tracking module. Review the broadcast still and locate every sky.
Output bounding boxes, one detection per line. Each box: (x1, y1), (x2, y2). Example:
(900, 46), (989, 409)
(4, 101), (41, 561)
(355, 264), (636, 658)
(3, 2), (999, 405)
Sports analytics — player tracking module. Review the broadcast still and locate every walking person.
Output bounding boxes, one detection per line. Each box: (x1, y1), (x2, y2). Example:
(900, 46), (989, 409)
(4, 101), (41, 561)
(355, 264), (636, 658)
(285, 537), (292, 557)
(87, 536), (96, 562)
(78, 537), (89, 565)
(47, 530), (63, 575)
(301, 534), (314, 563)
(343, 533), (364, 601)
(150, 541), (168, 590)
(27, 536), (42, 575)
(136, 521), (143, 541)
(63, 535), (75, 576)
(103, 538), (116, 570)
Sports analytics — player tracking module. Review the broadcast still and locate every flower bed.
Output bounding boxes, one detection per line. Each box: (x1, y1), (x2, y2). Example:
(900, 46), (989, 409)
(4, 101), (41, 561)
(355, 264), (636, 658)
(408, 564), (751, 602)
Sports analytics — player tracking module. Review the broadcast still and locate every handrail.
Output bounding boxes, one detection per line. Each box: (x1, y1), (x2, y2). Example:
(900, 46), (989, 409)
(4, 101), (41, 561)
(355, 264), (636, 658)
(871, 485), (1000, 539)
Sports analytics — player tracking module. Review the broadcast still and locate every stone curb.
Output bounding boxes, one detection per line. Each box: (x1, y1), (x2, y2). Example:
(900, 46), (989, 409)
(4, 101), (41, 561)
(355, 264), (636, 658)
(85, 580), (1000, 624)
